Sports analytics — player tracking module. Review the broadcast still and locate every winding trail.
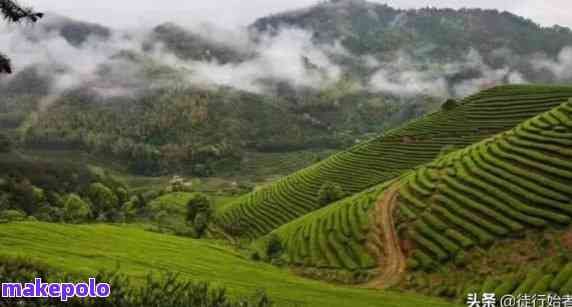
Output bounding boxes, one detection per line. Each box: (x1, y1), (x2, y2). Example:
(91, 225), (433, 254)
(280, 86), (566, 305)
(365, 183), (407, 289)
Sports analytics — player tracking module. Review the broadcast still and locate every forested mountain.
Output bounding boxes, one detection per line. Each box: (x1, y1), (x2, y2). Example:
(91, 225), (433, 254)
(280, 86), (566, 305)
(2, 0), (572, 176)
(254, 0), (572, 64)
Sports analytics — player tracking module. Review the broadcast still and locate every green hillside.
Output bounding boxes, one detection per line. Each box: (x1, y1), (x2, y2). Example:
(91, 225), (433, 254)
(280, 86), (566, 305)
(0, 222), (456, 307)
(262, 100), (572, 296)
(216, 85), (572, 238)
(394, 100), (572, 269)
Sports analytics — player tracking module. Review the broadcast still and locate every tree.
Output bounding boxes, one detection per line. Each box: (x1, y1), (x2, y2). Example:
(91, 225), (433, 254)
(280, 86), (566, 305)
(186, 193), (212, 237)
(87, 182), (119, 218)
(441, 99), (459, 111)
(317, 182), (346, 207)
(0, 0), (43, 73)
(0, 133), (12, 152)
(186, 193), (211, 223)
(62, 194), (91, 223)
(266, 233), (283, 260)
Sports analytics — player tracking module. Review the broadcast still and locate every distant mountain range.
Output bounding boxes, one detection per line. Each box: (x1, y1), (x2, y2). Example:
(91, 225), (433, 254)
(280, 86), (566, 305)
(2, 0), (572, 175)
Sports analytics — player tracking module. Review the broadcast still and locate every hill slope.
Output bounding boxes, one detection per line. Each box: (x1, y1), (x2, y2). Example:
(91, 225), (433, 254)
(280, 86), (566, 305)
(0, 222), (455, 307)
(215, 85), (572, 238)
(264, 100), (572, 290)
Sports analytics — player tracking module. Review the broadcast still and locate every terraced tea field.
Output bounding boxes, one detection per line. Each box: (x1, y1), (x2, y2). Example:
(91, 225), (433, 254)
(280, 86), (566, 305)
(240, 150), (335, 180)
(267, 184), (388, 271)
(264, 101), (572, 278)
(397, 101), (572, 270)
(474, 263), (572, 299)
(216, 85), (572, 238)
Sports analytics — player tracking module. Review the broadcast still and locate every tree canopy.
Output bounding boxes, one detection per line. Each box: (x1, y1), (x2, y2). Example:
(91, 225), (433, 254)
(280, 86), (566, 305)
(0, 0), (43, 73)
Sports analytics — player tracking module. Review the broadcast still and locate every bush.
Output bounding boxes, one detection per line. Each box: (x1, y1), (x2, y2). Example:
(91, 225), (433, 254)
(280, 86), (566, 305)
(194, 212), (209, 237)
(62, 194), (91, 223)
(186, 193), (211, 219)
(87, 182), (119, 218)
(266, 234), (283, 260)
(0, 133), (12, 153)
(0, 209), (26, 223)
(317, 182), (346, 207)
(441, 99), (459, 111)
(115, 187), (129, 204)
(185, 193), (213, 238)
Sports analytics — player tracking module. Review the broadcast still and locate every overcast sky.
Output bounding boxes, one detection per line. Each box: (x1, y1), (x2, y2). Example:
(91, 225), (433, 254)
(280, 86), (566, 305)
(18, 0), (572, 29)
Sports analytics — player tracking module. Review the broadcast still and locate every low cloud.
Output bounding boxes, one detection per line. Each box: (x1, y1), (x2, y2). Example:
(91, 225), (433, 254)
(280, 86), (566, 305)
(1, 14), (571, 107)
(367, 48), (529, 97)
(186, 28), (344, 93)
(531, 46), (572, 81)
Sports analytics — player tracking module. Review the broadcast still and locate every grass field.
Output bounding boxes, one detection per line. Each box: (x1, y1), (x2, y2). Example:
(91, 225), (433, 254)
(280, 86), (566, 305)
(0, 222), (458, 307)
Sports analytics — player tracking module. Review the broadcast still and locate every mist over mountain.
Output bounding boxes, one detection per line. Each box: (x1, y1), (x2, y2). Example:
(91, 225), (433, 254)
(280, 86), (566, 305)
(3, 0), (572, 99)
(2, 0), (572, 175)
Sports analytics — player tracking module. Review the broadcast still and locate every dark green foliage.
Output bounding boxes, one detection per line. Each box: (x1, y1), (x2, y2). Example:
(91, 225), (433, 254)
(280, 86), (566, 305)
(0, 209), (26, 222)
(62, 194), (91, 223)
(441, 99), (459, 111)
(0, 51), (10, 73)
(193, 212), (209, 237)
(0, 133), (12, 152)
(0, 158), (96, 194)
(186, 193), (213, 237)
(24, 87), (351, 176)
(317, 182), (346, 207)
(266, 234), (283, 260)
(87, 183), (119, 218)
(186, 193), (211, 221)
(0, 156), (125, 223)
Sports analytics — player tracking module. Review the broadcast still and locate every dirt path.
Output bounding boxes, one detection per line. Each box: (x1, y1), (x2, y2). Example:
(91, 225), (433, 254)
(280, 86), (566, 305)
(365, 183), (407, 289)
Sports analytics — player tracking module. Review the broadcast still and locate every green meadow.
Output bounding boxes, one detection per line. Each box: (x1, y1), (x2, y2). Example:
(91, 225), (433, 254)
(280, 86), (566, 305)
(0, 222), (457, 307)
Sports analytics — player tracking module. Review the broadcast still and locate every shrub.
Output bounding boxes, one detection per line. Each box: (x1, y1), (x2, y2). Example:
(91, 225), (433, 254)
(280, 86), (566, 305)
(317, 182), (346, 207)
(185, 193), (213, 237)
(266, 234), (283, 260)
(87, 182), (119, 218)
(123, 199), (139, 220)
(62, 194), (91, 223)
(194, 212), (209, 237)
(115, 187), (129, 204)
(186, 193), (212, 222)
(0, 209), (26, 223)
(0, 133), (12, 153)
(441, 99), (459, 111)
(6, 178), (37, 215)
